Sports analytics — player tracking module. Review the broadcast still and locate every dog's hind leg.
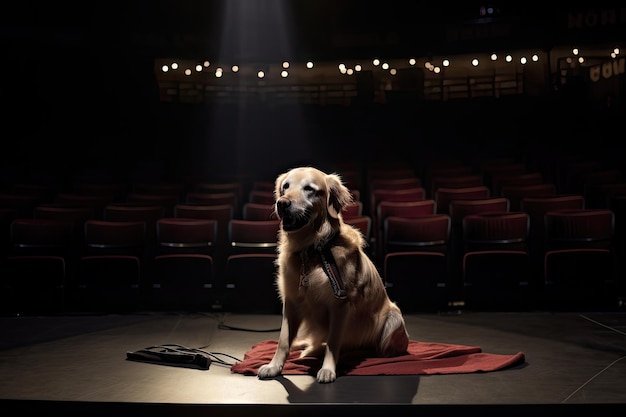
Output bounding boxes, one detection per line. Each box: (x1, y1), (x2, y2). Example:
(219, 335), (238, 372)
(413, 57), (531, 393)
(379, 308), (410, 356)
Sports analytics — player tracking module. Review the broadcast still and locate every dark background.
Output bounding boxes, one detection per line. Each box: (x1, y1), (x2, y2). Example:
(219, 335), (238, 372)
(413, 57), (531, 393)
(1, 1), (623, 183)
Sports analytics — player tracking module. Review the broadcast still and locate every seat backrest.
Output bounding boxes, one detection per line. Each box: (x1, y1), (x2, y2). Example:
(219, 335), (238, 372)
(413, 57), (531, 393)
(156, 217), (217, 254)
(174, 203), (234, 247)
(133, 182), (186, 198)
(430, 174), (483, 197)
(584, 182), (626, 209)
(250, 180), (274, 192)
(34, 204), (95, 225)
(103, 203), (165, 245)
(73, 182), (127, 201)
(559, 159), (601, 193)
(479, 162), (528, 190)
(125, 193), (179, 217)
(0, 194), (41, 218)
(150, 253), (215, 312)
(247, 190), (275, 205)
(423, 163), (473, 194)
(174, 203), (234, 220)
(382, 251), (450, 312)
(472, 157), (518, 174)
(344, 215), (372, 241)
(103, 203), (165, 222)
(609, 195), (626, 247)
(462, 211), (529, 252)
(54, 193), (113, 218)
(370, 177), (422, 192)
(377, 199), (437, 221)
(448, 197), (510, 226)
(568, 165), (620, 194)
(10, 218), (73, 256)
(1, 208), (19, 252)
(448, 198), (511, 258)
(500, 183), (556, 211)
(545, 209), (614, 251)
(12, 183), (56, 203)
(375, 200), (437, 254)
(242, 202), (276, 221)
(520, 194), (586, 257)
(224, 253), (281, 314)
(33, 204), (95, 247)
(520, 194), (586, 227)
(491, 171), (544, 196)
(370, 187), (426, 219)
(342, 200), (363, 218)
(434, 186), (490, 214)
(185, 191), (238, 207)
(228, 219), (280, 254)
(83, 220), (146, 256)
(382, 214), (451, 257)
(192, 181), (244, 202)
(367, 167), (417, 182)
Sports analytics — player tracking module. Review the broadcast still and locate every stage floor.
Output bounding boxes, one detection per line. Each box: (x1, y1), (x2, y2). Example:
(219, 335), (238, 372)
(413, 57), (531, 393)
(1, 310), (625, 416)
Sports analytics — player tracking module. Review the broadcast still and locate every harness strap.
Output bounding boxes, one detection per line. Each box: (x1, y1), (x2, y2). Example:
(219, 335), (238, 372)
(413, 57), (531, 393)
(318, 245), (347, 299)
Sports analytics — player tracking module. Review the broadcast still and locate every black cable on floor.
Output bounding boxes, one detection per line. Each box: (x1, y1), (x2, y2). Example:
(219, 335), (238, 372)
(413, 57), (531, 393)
(199, 311), (281, 332)
(217, 322), (281, 332)
(126, 343), (242, 368)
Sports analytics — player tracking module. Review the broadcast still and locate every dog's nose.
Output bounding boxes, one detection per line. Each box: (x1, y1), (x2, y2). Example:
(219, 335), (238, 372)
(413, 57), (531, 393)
(276, 198), (290, 209)
(276, 197), (291, 215)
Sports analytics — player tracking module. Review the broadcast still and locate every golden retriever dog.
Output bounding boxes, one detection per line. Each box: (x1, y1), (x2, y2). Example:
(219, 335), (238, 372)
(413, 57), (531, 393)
(257, 166), (409, 383)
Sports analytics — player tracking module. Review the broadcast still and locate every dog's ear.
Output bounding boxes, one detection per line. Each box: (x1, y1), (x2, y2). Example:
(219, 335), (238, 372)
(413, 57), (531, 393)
(325, 173), (353, 219)
(274, 171), (288, 201)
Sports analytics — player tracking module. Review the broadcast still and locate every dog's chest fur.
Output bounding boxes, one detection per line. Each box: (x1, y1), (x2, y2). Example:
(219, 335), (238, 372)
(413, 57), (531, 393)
(287, 249), (336, 299)
(299, 248), (329, 289)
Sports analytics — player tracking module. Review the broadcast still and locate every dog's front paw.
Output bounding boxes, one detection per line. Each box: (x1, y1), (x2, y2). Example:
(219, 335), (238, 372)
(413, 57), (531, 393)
(258, 364), (282, 380)
(316, 368), (336, 383)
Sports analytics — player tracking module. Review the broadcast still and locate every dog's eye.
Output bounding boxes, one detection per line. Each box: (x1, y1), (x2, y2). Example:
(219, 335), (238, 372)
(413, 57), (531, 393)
(303, 185), (315, 192)
(282, 182), (289, 191)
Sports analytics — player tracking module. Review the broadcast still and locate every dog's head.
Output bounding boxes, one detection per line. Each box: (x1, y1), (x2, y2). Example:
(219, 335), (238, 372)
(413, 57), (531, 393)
(274, 167), (353, 233)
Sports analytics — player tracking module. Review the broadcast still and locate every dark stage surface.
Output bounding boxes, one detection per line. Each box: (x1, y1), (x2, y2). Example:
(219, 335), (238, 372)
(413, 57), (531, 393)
(1, 310), (625, 416)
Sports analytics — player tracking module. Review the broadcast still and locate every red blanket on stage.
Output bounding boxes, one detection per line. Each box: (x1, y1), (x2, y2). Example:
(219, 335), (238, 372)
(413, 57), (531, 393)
(230, 339), (525, 376)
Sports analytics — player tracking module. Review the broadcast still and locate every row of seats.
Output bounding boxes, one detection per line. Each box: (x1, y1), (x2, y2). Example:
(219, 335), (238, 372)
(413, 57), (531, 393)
(1, 194), (623, 315)
(0, 212), (285, 316)
(379, 207), (620, 313)
(1, 154), (625, 315)
(369, 197), (617, 314)
(357, 156), (625, 312)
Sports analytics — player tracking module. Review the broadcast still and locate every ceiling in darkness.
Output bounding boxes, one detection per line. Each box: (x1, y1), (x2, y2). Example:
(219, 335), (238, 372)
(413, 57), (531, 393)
(2, 1), (623, 64)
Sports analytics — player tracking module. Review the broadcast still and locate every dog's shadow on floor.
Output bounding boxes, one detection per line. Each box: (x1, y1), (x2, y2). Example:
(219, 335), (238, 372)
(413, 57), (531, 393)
(275, 375), (420, 403)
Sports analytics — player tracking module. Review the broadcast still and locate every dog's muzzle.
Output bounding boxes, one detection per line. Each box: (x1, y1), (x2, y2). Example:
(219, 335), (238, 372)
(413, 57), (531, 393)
(276, 197), (310, 231)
